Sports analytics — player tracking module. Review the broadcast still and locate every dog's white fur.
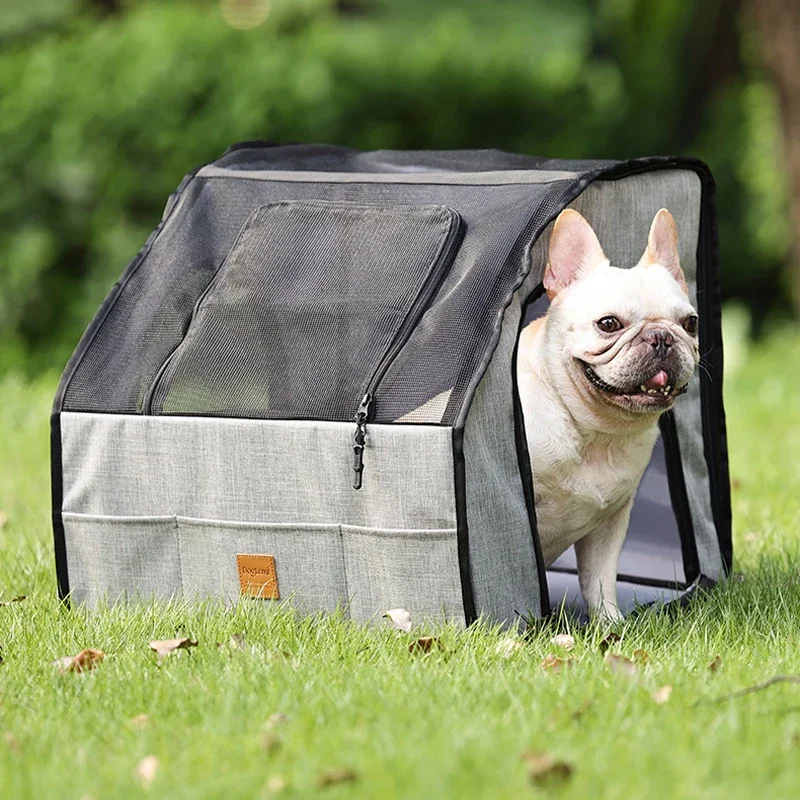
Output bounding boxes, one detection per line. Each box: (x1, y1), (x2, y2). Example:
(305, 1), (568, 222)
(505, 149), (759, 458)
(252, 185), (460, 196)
(517, 209), (699, 618)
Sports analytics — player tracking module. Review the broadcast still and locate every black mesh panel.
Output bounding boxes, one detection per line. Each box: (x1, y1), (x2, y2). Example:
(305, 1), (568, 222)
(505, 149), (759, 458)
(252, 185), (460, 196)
(147, 202), (462, 420)
(60, 173), (566, 423)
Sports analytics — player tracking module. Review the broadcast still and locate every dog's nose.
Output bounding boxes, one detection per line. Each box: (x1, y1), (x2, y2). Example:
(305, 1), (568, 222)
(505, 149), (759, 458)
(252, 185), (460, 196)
(642, 328), (674, 358)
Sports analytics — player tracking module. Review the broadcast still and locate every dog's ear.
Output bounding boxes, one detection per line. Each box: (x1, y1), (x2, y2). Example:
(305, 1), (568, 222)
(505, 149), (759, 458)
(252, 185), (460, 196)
(544, 209), (607, 300)
(642, 208), (689, 295)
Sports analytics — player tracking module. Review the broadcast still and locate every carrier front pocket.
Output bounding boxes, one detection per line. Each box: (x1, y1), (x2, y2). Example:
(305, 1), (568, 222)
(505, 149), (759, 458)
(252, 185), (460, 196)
(144, 201), (464, 429)
(176, 518), (345, 612)
(61, 513), (181, 605)
(341, 524), (462, 621)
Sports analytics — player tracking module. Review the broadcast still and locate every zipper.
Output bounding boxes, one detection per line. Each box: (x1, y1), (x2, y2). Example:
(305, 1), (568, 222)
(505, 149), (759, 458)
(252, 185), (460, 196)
(142, 264), (224, 414)
(352, 392), (371, 490)
(351, 212), (465, 489)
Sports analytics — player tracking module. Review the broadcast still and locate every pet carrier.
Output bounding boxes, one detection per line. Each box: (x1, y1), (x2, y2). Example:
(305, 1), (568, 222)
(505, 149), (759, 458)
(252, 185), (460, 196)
(51, 142), (731, 623)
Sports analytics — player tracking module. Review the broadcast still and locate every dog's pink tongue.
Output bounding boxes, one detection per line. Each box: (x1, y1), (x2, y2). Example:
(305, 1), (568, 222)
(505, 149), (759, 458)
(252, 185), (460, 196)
(644, 370), (669, 390)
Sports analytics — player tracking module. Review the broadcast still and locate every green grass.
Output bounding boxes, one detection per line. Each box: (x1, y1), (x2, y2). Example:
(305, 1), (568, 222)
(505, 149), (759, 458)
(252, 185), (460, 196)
(1, 327), (800, 799)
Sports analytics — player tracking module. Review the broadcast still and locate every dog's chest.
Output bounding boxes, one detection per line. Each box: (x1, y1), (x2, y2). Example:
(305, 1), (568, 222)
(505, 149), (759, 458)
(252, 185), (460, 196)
(529, 428), (654, 565)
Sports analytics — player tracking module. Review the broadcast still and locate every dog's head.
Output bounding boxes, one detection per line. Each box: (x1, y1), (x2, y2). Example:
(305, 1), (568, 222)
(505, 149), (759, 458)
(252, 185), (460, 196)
(542, 208), (699, 416)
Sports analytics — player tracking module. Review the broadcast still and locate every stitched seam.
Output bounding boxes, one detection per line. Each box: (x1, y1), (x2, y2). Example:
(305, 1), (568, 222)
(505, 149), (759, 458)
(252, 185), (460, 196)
(338, 524), (351, 620)
(174, 516), (185, 599)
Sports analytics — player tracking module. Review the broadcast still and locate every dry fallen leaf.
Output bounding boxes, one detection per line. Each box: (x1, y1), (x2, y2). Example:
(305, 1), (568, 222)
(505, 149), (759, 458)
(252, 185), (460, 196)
(265, 712), (289, 729)
(0, 595), (26, 607)
(217, 633), (248, 653)
(384, 608), (412, 632)
(604, 653), (637, 677)
(409, 636), (438, 654)
(708, 656), (722, 673)
(135, 755), (159, 790)
(149, 638), (198, 661)
(260, 732), (282, 755)
(4, 731), (19, 751)
(541, 654), (574, 673)
(265, 650), (293, 663)
(652, 685), (673, 705)
(521, 751), (574, 785)
(128, 714), (149, 730)
(633, 649), (650, 666)
(317, 768), (357, 788)
(260, 712), (289, 752)
(495, 638), (524, 658)
(266, 775), (287, 793)
(550, 634), (576, 651)
(598, 632), (621, 654)
(54, 648), (105, 674)
(571, 698), (593, 720)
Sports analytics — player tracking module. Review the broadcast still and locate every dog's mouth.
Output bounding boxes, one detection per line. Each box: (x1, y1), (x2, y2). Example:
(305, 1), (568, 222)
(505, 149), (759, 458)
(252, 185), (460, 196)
(580, 361), (688, 408)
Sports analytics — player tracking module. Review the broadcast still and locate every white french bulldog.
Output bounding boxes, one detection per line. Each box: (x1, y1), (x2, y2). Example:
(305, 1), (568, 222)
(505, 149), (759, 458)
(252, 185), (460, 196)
(517, 208), (699, 619)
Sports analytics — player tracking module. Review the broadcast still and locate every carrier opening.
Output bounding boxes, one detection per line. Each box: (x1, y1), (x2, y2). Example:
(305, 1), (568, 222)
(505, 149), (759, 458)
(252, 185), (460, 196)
(518, 292), (700, 620)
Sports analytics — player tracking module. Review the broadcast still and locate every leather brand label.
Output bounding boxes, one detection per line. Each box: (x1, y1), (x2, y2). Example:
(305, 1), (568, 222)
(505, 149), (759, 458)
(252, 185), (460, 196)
(236, 554), (279, 599)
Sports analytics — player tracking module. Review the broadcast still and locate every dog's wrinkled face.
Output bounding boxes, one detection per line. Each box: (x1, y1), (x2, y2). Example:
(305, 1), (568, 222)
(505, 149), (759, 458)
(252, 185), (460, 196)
(543, 208), (699, 415)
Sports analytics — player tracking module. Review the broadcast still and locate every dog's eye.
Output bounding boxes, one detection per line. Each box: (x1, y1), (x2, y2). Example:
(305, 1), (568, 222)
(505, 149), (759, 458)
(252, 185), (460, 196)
(683, 314), (699, 335)
(596, 316), (623, 333)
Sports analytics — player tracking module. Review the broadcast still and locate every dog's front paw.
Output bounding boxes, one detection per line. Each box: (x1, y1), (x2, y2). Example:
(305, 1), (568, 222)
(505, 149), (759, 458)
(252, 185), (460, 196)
(590, 601), (624, 622)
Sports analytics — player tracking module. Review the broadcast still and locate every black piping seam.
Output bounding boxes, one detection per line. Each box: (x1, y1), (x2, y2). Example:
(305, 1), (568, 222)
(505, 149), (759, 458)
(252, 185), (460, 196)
(49, 409), (455, 427)
(221, 140), (283, 156)
(659, 411), (701, 584)
(452, 427), (477, 624)
(50, 412), (70, 604)
(695, 175), (733, 573)
(511, 284), (551, 618)
(546, 565), (695, 592)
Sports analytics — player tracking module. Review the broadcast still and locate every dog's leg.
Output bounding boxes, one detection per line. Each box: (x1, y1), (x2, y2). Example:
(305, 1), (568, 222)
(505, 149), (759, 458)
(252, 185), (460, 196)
(574, 500), (633, 620)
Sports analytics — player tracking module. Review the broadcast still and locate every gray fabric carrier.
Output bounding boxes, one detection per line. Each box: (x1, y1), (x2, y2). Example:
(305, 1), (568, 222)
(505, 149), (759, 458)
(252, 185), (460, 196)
(51, 143), (732, 625)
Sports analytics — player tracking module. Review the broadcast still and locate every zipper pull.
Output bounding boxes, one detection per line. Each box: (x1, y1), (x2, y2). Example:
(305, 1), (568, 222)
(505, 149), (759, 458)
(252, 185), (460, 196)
(352, 392), (372, 490)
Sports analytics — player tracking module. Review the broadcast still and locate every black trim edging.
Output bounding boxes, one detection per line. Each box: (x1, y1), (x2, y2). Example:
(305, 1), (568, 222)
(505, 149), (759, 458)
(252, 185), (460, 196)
(695, 173), (733, 573)
(511, 284), (551, 619)
(50, 412), (70, 603)
(659, 411), (701, 584)
(452, 427), (478, 624)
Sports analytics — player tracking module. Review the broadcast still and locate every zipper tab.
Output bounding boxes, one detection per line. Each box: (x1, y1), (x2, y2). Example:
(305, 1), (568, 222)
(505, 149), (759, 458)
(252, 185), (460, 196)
(352, 393), (372, 490)
(345, 209), (464, 491)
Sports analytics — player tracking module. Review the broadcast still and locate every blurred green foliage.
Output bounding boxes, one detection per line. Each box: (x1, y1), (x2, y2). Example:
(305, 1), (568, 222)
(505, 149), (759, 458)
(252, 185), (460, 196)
(0, 0), (792, 373)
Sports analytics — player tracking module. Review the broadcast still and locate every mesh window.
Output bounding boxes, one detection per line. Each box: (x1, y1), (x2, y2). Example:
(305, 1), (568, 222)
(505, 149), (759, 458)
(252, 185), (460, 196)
(146, 201), (463, 420)
(60, 171), (565, 424)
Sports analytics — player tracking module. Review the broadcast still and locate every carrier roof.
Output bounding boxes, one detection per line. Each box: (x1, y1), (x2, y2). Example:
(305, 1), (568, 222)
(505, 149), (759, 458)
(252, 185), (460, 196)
(57, 143), (712, 430)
